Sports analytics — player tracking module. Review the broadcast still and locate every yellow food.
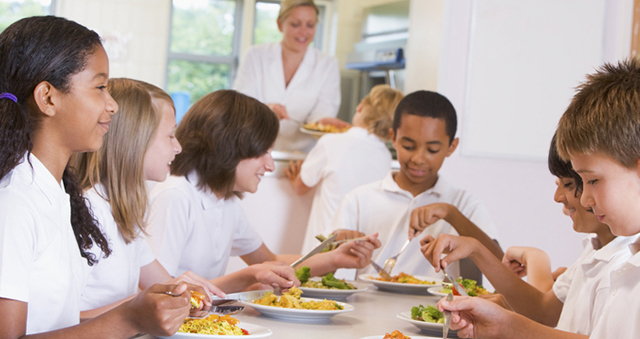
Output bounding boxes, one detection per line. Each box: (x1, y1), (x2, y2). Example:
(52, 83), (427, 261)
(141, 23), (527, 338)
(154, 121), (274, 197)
(303, 122), (349, 133)
(253, 287), (343, 310)
(383, 330), (412, 339)
(190, 290), (205, 308)
(178, 314), (246, 335)
(374, 272), (436, 285)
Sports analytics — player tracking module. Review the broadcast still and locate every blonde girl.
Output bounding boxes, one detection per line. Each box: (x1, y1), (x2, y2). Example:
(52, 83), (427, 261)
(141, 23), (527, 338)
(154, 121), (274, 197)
(73, 78), (222, 319)
(286, 84), (404, 253)
(0, 16), (193, 338)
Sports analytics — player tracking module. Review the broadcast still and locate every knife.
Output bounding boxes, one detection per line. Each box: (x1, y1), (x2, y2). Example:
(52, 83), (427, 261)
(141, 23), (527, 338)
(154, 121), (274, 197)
(290, 233), (337, 268)
(207, 289), (271, 306)
(445, 267), (468, 297)
(442, 292), (453, 339)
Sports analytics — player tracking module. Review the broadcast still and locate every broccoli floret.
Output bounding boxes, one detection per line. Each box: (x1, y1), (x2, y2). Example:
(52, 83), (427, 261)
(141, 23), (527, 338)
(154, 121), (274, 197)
(295, 266), (311, 283)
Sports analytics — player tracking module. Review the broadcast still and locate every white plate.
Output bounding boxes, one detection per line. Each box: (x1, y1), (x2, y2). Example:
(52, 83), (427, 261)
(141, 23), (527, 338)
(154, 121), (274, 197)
(157, 321), (272, 338)
(359, 275), (440, 294)
(240, 298), (354, 322)
(396, 311), (446, 332)
(426, 286), (448, 297)
(299, 126), (328, 137)
(299, 279), (367, 299)
(360, 335), (439, 339)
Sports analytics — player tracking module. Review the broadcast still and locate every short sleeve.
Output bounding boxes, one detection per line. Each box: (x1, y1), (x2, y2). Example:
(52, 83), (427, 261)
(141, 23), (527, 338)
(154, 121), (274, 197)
(552, 261), (577, 303)
(229, 201), (263, 256)
(330, 191), (361, 232)
(299, 139), (329, 187)
(147, 187), (192, 277)
(135, 233), (156, 268)
(0, 194), (36, 302)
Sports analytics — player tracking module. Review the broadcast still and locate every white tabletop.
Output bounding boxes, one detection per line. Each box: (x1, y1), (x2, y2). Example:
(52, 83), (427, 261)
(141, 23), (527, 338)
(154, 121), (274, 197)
(138, 280), (456, 339)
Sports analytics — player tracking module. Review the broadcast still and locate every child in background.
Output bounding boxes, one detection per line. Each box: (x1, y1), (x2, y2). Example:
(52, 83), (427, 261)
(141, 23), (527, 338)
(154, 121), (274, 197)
(0, 16), (192, 338)
(420, 134), (632, 335)
(72, 78), (223, 318)
(436, 59), (640, 339)
(332, 90), (501, 280)
(147, 90), (381, 292)
(285, 84), (404, 253)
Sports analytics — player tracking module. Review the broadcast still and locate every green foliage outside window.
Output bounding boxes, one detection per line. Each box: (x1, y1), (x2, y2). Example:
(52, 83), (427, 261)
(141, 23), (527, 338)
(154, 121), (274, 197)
(170, 0), (236, 56)
(167, 59), (230, 105)
(253, 1), (281, 45)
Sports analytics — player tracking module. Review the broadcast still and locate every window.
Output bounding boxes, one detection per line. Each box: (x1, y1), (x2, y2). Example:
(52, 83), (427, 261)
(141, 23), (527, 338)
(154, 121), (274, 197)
(0, 0), (53, 33)
(166, 0), (243, 119)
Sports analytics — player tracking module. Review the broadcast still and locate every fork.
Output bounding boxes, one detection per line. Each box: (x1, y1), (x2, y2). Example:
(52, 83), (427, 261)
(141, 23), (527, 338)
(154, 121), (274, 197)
(382, 236), (413, 275)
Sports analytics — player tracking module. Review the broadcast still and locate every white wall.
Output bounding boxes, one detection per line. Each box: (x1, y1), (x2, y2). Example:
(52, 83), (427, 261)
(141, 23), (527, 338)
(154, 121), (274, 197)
(56, 0), (172, 88)
(405, 0), (634, 269)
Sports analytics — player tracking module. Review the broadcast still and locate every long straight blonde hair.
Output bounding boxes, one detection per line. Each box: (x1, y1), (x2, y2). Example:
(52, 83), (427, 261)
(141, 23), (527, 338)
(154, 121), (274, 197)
(73, 78), (173, 243)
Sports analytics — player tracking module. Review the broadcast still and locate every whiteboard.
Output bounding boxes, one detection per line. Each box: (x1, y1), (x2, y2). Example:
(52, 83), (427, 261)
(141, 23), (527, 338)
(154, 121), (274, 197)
(462, 0), (607, 161)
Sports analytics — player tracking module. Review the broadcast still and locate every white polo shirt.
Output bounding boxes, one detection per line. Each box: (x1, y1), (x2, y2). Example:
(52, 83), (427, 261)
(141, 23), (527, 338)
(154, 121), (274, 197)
(589, 236), (640, 339)
(299, 127), (392, 253)
(147, 173), (263, 279)
(552, 234), (635, 334)
(80, 184), (156, 310)
(332, 172), (498, 279)
(0, 154), (84, 333)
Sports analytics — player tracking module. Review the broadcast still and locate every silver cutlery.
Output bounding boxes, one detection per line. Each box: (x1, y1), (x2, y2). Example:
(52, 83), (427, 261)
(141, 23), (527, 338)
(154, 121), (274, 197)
(442, 292), (453, 338)
(370, 260), (392, 280)
(291, 233), (337, 268)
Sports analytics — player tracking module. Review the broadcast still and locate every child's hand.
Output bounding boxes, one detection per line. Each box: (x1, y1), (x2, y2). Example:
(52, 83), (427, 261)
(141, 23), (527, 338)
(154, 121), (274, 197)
(409, 203), (452, 238)
(332, 229), (366, 243)
(419, 234), (480, 272)
(125, 282), (191, 336)
(478, 293), (513, 311)
(250, 261), (300, 289)
(329, 233), (381, 269)
(501, 246), (550, 279)
(170, 270), (226, 299)
(437, 295), (512, 338)
(284, 160), (302, 182)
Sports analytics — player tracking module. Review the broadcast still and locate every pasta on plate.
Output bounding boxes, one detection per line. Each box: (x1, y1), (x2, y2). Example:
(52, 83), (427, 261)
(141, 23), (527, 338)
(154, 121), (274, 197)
(253, 287), (343, 310)
(178, 314), (247, 335)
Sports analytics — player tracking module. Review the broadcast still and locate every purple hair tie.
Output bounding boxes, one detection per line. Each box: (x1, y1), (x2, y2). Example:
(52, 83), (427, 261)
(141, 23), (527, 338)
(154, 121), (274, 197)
(0, 92), (18, 103)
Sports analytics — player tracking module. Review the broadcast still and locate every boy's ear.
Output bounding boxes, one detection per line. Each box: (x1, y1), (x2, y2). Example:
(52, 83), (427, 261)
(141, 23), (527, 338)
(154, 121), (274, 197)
(446, 137), (459, 157)
(389, 128), (396, 142)
(33, 81), (56, 117)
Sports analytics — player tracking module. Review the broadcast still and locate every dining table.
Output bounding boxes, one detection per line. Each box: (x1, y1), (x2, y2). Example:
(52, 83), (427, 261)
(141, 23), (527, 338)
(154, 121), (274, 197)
(137, 278), (457, 339)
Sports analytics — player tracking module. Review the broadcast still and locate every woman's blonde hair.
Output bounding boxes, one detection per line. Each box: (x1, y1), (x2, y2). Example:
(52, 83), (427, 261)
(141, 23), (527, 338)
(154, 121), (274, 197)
(73, 78), (172, 243)
(360, 85), (404, 141)
(278, 0), (319, 23)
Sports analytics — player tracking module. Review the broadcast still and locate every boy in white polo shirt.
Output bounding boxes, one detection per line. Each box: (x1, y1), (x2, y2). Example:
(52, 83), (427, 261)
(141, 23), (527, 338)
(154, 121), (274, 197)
(434, 59), (640, 339)
(285, 85), (404, 253)
(332, 90), (502, 280)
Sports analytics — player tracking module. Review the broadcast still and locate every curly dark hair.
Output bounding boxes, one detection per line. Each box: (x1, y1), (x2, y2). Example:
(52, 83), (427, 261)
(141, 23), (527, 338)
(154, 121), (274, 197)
(0, 16), (111, 265)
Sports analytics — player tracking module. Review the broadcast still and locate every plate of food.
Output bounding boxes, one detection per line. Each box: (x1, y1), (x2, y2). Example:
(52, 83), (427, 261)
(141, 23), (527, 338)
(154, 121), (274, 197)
(427, 278), (490, 297)
(240, 287), (354, 322)
(360, 329), (439, 339)
(296, 268), (367, 299)
(157, 314), (272, 338)
(359, 273), (440, 293)
(397, 309), (448, 332)
(300, 122), (350, 137)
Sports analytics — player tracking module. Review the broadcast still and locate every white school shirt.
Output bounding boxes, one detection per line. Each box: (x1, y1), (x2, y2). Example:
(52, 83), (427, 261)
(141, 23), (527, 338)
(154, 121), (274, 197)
(589, 236), (640, 339)
(0, 154), (84, 333)
(233, 42), (341, 153)
(332, 172), (498, 279)
(299, 127), (392, 253)
(146, 173), (263, 279)
(551, 234), (635, 334)
(80, 185), (156, 310)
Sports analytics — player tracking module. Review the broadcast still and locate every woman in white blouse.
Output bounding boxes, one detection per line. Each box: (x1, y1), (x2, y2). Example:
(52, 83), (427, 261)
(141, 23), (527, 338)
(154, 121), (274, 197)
(233, 0), (342, 152)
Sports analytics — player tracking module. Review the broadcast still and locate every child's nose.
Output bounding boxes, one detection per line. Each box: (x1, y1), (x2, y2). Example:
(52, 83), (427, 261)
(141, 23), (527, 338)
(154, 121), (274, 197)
(579, 188), (594, 208)
(553, 185), (566, 203)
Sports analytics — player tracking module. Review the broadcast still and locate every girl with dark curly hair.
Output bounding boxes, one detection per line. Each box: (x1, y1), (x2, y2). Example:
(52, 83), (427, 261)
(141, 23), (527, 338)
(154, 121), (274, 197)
(0, 16), (199, 338)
